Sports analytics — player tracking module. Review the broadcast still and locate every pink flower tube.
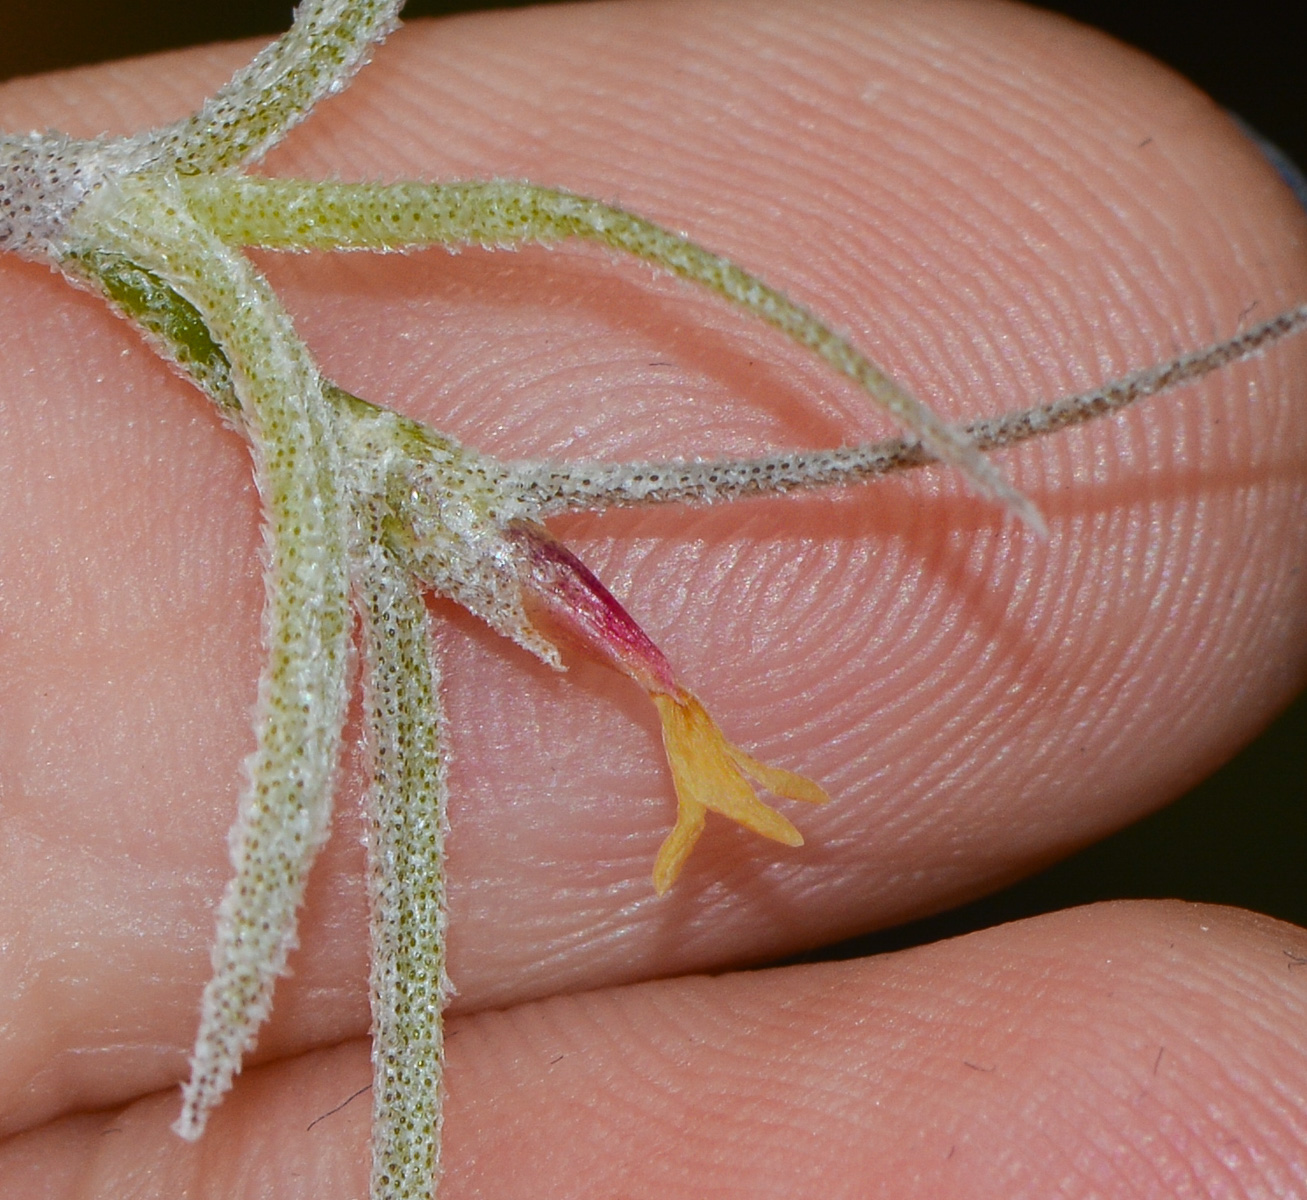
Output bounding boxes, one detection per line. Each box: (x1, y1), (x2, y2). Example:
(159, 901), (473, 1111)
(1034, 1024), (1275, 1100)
(509, 523), (828, 892)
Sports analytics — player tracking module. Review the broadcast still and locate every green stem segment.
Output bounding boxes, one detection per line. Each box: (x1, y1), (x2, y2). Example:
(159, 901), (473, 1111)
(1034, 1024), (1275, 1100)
(69, 178), (353, 1140)
(357, 538), (449, 1200)
(180, 174), (1045, 532)
(155, 0), (406, 173)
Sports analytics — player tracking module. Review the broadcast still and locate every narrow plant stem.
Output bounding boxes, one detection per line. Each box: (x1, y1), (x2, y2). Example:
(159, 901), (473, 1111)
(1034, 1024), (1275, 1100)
(356, 535), (450, 1200)
(154, 0), (406, 172)
(68, 178), (355, 1139)
(0, 5), (1302, 1199)
(516, 303), (1307, 512)
(180, 175), (1043, 530)
(75, 237), (1307, 524)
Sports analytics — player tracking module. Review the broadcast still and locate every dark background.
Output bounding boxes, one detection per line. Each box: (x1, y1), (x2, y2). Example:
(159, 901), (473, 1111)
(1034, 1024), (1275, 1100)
(3, 1), (1304, 950)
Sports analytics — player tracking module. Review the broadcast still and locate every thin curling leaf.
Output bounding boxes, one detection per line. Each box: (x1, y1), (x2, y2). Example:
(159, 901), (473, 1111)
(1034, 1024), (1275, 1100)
(154, 0), (406, 172)
(179, 174), (1043, 532)
(4, 3), (1306, 1197)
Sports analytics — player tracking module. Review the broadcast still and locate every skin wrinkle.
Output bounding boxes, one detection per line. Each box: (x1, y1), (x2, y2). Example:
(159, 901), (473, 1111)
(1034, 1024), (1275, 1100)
(431, 905), (1307, 1199)
(0, 2), (1301, 1200)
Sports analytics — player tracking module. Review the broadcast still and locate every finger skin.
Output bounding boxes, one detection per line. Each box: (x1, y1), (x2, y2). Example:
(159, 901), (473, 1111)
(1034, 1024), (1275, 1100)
(4, 902), (1307, 1198)
(0, 0), (1304, 1155)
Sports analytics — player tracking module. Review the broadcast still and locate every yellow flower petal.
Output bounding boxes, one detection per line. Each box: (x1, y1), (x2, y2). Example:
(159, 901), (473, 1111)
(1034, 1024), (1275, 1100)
(650, 689), (829, 893)
(651, 796), (708, 897)
(726, 743), (831, 808)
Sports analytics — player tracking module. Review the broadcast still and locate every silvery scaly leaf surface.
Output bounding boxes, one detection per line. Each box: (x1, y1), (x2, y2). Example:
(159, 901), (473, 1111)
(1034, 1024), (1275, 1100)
(1, 3), (1306, 1197)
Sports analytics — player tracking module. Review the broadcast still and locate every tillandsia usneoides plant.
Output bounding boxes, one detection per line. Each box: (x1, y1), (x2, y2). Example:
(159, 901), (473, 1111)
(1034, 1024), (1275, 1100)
(1, 1), (1306, 1196)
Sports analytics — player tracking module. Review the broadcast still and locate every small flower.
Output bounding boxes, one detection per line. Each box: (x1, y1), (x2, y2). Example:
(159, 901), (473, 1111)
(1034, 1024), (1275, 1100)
(509, 522), (829, 892)
(648, 688), (828, 892)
